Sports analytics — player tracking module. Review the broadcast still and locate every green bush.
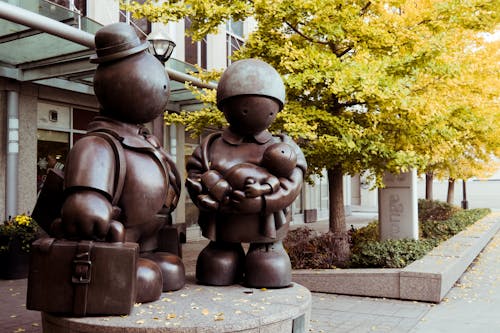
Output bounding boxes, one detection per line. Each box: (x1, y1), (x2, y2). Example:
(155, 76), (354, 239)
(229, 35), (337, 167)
(348, 206), (490, 268)
(284, 200), (491, 269)
(284, 228), (340, 269)
(417, 199), (459, 222)
(421, 208), (490, 241)
(350, 221), (378, 248)
(283, 227), (317, 269)
(350, 238), (437, 268)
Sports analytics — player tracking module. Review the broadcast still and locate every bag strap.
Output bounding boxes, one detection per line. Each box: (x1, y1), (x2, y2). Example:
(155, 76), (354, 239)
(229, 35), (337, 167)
(201, 132), (221, 171)
(86, 131), (126, 206)
(72, 240), (93, 316)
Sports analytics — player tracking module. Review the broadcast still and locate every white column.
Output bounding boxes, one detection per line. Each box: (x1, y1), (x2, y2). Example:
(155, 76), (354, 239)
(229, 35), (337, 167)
(343, 174), (352, 215)
(173, 124), (186, 225)
(6, 91), (19, 220)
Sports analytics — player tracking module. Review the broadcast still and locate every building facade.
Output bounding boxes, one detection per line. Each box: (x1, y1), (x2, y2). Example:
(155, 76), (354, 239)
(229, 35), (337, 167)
(0, 0), (364, 240)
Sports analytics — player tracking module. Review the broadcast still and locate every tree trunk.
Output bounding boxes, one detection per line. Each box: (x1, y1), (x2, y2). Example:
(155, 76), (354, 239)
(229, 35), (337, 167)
(327, 166), (350, 266)
(447, 178), (455, 204)
(425, 172), (434, 200)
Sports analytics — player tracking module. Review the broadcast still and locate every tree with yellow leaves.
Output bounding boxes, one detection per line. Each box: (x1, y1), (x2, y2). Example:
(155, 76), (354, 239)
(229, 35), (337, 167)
(124, 0), (500, 264)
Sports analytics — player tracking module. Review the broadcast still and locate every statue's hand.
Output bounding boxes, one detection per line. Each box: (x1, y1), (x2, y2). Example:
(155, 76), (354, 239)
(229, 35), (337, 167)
(229, 190), (263, 214)
(197, 194), (220, 211)
(61, 190), (113, 240)
(186, 177), (203, 194)
(244, 182), (263, 198)
(244, 179), (273, 198)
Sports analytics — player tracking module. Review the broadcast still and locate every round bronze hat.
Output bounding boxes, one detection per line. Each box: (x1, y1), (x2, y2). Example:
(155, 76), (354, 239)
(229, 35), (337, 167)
(90, 22), (148, 64)
(216, 59), (286, 110)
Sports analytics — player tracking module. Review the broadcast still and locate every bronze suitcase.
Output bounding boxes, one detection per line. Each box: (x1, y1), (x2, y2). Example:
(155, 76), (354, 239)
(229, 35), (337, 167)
(27, 238), (138, 316)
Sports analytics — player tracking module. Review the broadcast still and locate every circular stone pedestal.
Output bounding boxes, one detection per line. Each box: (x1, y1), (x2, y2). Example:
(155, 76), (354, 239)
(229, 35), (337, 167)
(42, 277), (311, 333)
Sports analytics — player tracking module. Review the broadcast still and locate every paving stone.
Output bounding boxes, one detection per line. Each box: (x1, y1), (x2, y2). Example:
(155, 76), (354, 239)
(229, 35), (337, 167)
(2, 213), (499, 333)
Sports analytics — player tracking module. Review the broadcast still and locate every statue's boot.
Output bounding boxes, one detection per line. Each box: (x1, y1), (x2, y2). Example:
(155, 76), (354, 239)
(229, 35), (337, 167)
(244, 241), (292, 288)
(196, 241), (245, 286)
(142, 252), (185, 291)
(136, 257), (163, 303)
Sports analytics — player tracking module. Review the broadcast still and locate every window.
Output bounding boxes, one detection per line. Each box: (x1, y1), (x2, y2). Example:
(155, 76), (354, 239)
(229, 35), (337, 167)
(48, 0), (87, 15)
(119, 0), (151, 40)
(184, 19), (207, 68)
(226, 20), (244, 66)
(36, 102), (98, 191)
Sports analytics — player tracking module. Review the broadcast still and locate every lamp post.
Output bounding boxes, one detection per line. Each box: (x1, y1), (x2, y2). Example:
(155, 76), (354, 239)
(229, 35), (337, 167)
(461, 179), (468, 209)
(147, 29), (176, 65)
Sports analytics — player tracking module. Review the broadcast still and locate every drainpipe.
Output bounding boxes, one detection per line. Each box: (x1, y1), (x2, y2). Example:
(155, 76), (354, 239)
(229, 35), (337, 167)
(5, 91), (19, 220)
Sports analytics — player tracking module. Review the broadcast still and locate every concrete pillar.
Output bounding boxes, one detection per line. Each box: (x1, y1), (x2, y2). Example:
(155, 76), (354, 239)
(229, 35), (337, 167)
(5, 91), (19, 220)
(378, 169), (418, 240)
(207, 29), (227, 70)
(87, 0), (119, 25)
(172, 124), (186, 225)
(344, 174), (352, 215)
(303, 182), (318, 223)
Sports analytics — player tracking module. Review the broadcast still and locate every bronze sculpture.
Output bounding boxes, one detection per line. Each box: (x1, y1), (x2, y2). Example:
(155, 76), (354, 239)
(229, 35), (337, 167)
(53, 23), (185, 303)
(186, 59), (307, 288)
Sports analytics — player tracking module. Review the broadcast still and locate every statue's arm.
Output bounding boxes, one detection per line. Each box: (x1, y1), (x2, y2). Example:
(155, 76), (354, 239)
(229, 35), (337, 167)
(163, 149), (182, 212)
(185, 146), (206, 198)
(263, 136), (307, 213)
(61, 136), (116, 239)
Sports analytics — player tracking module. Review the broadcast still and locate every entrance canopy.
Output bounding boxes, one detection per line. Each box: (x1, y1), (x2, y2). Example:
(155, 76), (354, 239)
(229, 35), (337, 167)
(0, 0), (212, 110)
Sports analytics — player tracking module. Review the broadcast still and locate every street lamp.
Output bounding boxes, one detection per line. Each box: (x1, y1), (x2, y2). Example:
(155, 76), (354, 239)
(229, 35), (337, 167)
(461, 179), (469, 209)
(147, 29), (176, 65)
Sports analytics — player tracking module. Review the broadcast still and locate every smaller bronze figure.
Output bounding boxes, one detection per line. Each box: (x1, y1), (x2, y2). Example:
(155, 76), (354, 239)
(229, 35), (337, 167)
(197, 142), (298, 210)
(186, 59), (307, 288)
(55, 23), (185, 303)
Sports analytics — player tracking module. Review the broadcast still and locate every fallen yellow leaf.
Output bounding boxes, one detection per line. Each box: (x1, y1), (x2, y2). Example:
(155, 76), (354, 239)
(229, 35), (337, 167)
(214, 313), (224, 321)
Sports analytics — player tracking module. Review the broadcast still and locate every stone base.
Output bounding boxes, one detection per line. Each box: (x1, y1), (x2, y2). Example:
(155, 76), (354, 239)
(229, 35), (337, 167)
(42, 276), (311, 333)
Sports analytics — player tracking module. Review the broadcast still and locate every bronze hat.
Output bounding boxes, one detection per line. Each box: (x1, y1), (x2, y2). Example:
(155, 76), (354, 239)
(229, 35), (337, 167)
(216, 59), (286, 110)
(90, 22), (148, 64)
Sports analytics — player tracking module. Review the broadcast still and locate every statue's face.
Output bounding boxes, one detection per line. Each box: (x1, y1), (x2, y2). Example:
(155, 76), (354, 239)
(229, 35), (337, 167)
(93, 52), (170, 124)
(221, 95), (280, 135)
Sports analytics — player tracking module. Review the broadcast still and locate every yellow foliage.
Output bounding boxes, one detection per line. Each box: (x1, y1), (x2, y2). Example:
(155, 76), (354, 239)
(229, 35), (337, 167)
(124, 0), (500, 181)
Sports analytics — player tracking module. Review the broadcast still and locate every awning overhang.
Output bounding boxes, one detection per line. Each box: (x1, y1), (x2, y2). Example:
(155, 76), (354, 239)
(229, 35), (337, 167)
(0, 0), (216, 108)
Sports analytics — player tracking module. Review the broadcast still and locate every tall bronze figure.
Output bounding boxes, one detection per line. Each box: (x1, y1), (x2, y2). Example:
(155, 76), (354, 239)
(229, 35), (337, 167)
(55, 23), (185, 303)
(186, 59), (307, 288)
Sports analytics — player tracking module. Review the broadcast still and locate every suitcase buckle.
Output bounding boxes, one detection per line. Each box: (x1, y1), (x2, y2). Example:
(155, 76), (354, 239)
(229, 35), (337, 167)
(72, 259), (92, 284)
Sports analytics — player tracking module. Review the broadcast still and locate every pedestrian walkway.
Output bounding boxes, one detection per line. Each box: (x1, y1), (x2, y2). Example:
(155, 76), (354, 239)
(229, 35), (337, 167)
(1, 212), (499, 333)
(308, 228), (500, 333)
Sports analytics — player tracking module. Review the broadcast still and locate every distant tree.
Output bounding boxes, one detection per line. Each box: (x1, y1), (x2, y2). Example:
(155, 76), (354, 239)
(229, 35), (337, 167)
(421, 38), (500, 203)
(124, 0), (500, 264)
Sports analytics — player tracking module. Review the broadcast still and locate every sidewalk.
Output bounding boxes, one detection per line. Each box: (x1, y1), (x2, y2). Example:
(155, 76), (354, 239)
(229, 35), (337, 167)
(1, 212), (499, 333)
(307, 216), (500, 333)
